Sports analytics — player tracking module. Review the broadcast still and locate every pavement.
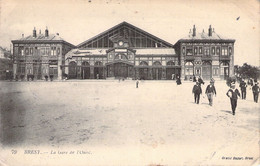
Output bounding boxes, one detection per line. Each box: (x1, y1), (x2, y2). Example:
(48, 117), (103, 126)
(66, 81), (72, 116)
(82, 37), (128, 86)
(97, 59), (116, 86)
(0, 80), (259, 166)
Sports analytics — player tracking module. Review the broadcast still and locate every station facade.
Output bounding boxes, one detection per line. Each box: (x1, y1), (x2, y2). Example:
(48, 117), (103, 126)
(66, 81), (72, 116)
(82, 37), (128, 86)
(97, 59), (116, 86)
(12, 22), (235, 80)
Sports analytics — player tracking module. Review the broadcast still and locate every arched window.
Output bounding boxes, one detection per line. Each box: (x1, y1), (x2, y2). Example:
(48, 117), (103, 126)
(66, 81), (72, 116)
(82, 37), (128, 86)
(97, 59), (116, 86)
(153, 61), (161, 66)
(167, 61), (175, 66)
(95, 61), (103, 66)
(82, 61), (90, 66)
(115, 54), (127, 60)
(139, 61), (148, 66)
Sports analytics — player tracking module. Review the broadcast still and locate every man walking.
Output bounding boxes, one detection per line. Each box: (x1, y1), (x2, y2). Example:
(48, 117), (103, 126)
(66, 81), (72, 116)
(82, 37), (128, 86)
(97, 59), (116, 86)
(198, 76), (204, 86)
(192, 81), (202, 104)
(205, 79), (217, 106)
(252, 82), (259, 103)
(226, 82), (240, 115)
(239, 79), (247, 99)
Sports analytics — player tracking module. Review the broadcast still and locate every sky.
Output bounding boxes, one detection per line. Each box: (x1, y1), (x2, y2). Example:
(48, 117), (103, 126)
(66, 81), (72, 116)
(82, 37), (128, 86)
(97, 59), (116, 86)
(0, 0), (259, 66)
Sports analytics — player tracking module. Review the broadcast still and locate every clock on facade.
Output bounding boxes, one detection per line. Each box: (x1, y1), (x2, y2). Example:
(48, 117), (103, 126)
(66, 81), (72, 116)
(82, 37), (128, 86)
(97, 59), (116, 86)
(118, 40), (124, 46)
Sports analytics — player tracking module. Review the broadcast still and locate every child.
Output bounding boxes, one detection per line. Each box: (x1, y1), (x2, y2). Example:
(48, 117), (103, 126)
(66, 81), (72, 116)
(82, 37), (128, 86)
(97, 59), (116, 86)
(226, 82), (240, 115)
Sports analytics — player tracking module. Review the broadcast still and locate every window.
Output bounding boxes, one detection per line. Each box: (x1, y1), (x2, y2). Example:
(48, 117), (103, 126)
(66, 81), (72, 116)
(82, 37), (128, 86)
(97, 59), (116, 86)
(182, 47), (185, 55)
(25, 48), (29, 55)
(216, 47), (220, 55)
(229, 47), (232, 56)
(211, 47), (215, 55)
(186, 47), (193, 55)
(204, 47), (210, 56)
(51, 47), (56, 56)
(46, 48), (50, 55)
(57, 48), (60, 55)
(194, 47), (198, 55)
(41, 48), (46, 55)
(20, 47), (24, 56)
(199, 47), (202, 54)
(30, 48), (33, 55)
(185, 62), (193, 75)
(213, 68), (219, 75)
(221, 47), (228, 56)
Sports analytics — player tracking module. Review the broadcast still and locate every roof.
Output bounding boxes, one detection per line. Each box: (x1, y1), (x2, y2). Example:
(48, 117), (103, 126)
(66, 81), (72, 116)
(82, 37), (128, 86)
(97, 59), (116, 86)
(65, 48), (176, 57)
(12, 33), (75, 47)
(66, 48), (107, 57)
(135, 48), (175, 55)
(177, 30), (235, 43)
(77, 21), (174, 48)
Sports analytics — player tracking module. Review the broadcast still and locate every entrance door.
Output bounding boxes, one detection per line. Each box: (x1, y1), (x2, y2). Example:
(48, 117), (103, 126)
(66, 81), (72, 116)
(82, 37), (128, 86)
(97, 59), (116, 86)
(82, 67), (90, 79)
(224, 67), (229, 80)
(94, 67), (103, 79)
(114, 63), (128, 78)
(166, 68), (175, 80)
(152, 68), (162, 80)
(202, 62), (211, 80)
(139, 68), (148, 80)
(68, 61), (77, 79)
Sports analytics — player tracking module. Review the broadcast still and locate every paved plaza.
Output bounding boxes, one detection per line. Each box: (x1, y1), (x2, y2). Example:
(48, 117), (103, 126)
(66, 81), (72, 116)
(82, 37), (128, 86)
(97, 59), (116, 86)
(0, 80), (259, 165)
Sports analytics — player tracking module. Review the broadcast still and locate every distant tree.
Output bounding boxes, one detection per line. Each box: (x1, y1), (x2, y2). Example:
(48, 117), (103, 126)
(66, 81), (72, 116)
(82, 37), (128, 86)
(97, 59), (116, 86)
(235, 63), (260, 80)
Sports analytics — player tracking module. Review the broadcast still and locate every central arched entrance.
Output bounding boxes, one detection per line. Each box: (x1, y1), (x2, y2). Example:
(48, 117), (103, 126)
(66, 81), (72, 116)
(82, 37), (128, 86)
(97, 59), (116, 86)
(106, 61), (134, 78)
(202, 61), (212, 80)
(114, 62), (129, 78)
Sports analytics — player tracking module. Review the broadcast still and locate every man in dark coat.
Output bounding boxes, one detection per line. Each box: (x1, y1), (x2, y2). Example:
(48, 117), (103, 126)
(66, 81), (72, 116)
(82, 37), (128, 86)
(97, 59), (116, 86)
(252, 82), (259, 103)
(226, 82), (240, 115)
(205, 79), (217, 106)
(198, 76), (204, 86)
(192, 81), (202, 104)
(176, 75), (182, 85)
(193, 75), (197, 82)
(239, 79), (247, 99)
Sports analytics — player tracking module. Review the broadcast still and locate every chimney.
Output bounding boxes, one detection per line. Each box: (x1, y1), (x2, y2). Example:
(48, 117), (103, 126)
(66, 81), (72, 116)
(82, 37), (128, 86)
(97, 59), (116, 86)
(33, 27), (37, 37)
(22, 34), (24, 38)
(39, 29), (41, 34)
(192, 25), (196, 37)
(208, 25), (212, 36)
(45, 27), (49, 37)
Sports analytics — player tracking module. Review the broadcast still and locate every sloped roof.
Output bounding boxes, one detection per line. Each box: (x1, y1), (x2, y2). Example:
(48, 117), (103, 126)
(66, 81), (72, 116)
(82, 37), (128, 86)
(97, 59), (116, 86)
(65, 48), (176, 58)
(135, 48), (175, 55)
(66, 48), (107, 57)
(177, 30), (235, 43)
(77, 21), (174, 48)
(12, 33), (75, 47)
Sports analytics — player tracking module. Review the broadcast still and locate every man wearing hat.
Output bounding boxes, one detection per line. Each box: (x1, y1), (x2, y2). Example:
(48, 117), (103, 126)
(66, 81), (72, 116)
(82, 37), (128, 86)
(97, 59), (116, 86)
(205, 79), (217, 106)
(239, 79), (247, 100)
(252, 82), (259, 103)
(226, 82), (241, 115)
(192, 81), (202, 104)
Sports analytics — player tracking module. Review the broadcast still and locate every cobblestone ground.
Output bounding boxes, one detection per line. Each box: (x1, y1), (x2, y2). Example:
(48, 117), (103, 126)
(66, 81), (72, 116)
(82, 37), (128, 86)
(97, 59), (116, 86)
(0, 80), (259, 166)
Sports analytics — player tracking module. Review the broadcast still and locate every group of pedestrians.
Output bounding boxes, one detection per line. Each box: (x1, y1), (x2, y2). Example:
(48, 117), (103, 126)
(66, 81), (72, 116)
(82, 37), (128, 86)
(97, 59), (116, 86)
(192, 76), (259, 116)
(192, 77), (216, 106)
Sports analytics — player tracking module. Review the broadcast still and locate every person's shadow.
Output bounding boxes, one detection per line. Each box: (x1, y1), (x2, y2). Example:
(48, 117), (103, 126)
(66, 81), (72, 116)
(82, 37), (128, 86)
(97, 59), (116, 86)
(220, 110), (232, 115)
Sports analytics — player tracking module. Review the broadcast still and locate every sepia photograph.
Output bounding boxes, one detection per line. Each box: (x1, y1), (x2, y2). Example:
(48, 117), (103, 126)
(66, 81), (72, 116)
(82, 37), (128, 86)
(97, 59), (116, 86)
(0, 0), (259, 165)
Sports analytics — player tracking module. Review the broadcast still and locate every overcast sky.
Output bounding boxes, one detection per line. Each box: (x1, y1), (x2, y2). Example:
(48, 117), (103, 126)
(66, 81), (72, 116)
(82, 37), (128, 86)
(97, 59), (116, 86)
(0, 0), (259, 66)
